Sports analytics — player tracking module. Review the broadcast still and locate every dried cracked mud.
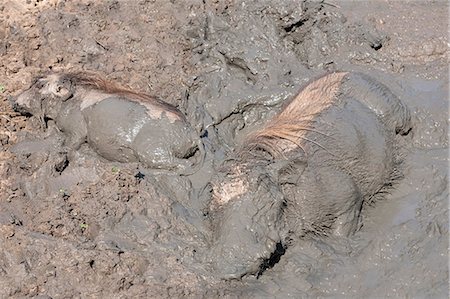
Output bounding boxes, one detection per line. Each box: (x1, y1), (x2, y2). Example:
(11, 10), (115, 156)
(0, 0), (448, 298)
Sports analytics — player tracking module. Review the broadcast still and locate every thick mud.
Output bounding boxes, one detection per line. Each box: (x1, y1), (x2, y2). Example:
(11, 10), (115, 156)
(0, 0), (448, 298)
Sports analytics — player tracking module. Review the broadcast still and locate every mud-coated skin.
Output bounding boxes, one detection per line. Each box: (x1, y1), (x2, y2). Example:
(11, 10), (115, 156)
(13, 72), (202, 172)
(209, 72), (411, 279)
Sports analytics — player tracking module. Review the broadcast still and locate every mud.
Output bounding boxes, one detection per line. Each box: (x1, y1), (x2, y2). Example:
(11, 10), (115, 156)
(0, 0), (448, 298)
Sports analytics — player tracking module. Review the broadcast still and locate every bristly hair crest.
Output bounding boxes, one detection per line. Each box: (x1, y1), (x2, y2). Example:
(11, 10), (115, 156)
(241, 72), (348, 158)
(59, 71), (185, 119)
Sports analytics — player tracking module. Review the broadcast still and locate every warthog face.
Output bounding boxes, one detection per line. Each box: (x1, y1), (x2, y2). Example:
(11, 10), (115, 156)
(208, 158), (307, 279)
(13, 74), (73, 119)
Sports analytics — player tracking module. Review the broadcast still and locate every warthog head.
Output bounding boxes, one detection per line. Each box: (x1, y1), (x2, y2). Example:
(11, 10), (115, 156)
(13, 73), (73, 119)
(208, 155), (307, 279)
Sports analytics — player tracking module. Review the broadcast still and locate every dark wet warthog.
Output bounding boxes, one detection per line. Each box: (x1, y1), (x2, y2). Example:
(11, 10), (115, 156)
(13, 72), (203, 173)
(208, 72), (411, 279)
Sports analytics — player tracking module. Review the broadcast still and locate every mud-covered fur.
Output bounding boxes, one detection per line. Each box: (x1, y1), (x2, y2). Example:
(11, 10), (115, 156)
(58, 72), (185, 120)
(13, 72), (203, 173)
(209, 72), (411, 279)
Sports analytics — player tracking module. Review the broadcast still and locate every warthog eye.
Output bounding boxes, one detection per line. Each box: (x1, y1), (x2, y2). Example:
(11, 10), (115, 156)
(35, 80), (46, 89)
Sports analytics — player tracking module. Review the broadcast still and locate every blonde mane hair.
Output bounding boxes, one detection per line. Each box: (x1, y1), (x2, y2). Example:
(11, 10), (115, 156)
(60, 71), (185, 119)
(242, 72), (348, 158)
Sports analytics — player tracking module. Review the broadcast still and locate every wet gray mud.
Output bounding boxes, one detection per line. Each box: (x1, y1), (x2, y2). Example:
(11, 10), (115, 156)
(0, 0), (448, 298)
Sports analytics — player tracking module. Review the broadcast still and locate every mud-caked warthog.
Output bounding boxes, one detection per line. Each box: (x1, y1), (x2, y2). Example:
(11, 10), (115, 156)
(13, 72), (203, 173)
(208, 72), (411, 279)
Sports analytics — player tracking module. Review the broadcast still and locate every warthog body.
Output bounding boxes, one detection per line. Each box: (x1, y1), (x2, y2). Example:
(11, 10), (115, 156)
(209, 72), (411, 279)
(13, 72), (202, 172)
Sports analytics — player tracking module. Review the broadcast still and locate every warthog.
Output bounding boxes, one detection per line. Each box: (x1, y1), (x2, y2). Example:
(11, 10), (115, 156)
(13, 72), (203, 173)
(208, 72), (411, 279)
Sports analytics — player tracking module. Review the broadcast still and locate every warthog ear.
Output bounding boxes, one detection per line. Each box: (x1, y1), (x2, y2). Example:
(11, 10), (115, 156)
(268, 157), (307, 185)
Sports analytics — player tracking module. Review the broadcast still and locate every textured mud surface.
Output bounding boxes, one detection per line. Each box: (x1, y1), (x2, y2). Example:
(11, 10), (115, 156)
(0, 0), (448, 298)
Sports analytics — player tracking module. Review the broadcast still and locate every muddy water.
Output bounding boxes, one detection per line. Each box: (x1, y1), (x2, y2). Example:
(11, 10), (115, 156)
(0, 0), (448, 298)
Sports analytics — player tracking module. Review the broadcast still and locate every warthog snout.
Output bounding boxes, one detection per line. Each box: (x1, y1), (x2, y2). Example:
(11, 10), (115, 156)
(12, 101), (33, 116)
(12, 91), (35, 116)
(6, 95), (20, 112)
